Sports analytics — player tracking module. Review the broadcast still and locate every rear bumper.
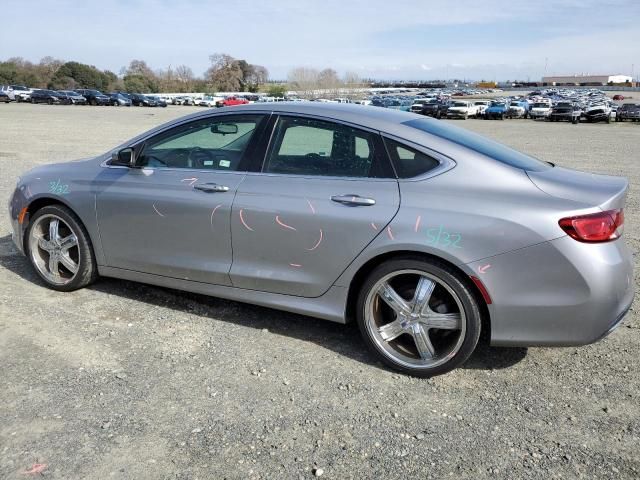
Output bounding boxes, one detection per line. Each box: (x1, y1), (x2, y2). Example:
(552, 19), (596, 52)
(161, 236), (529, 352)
(466, 236), (634, 347)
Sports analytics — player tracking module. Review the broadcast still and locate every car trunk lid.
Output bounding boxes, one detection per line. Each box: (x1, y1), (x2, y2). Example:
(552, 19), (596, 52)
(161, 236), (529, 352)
(527, 167), (628, 211)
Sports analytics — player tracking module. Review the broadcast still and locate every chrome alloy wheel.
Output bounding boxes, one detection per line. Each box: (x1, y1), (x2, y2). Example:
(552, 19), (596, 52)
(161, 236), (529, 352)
(28, 214), (80, 285)
(364, 269), (466, 369)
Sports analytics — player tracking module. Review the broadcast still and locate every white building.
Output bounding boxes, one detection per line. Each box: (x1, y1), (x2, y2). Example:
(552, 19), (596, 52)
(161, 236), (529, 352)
(542, 74), (633, 86)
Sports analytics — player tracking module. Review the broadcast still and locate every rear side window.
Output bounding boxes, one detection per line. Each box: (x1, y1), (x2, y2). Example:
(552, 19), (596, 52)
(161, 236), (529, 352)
(403, 118), (551, 172)
(384, 138), (440, 178)
(264, 116), (388, 178)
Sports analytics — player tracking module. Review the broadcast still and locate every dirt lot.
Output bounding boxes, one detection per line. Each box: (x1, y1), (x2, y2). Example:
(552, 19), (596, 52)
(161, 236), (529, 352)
(0, 103), (638, 480)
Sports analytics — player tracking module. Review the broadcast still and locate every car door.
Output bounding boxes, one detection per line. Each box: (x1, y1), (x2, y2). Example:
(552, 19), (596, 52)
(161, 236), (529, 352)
(95, 113), (268, 285)
(230, 114), (400, 297)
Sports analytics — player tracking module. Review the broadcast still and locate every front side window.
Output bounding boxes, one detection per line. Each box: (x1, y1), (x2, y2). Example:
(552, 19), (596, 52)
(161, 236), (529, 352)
(137, 115), (264, 170)
(263, 116), (381, 178)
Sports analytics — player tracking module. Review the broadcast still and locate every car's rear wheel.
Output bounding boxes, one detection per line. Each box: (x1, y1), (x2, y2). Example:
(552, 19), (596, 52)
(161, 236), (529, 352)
(26, 205), (98, 292)
(357, 258), (481, 377)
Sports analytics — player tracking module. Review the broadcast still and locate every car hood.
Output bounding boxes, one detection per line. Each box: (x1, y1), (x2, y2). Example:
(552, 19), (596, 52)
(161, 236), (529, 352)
(527, 167), (628, 211)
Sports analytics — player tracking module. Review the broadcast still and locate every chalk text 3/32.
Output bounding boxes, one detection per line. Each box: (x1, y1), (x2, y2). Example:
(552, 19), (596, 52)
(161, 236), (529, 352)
(48, 179), (70, 195)
(425, 225), (462, 248)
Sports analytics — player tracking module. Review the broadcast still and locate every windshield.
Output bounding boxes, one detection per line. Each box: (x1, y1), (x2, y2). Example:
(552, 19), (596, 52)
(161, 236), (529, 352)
(452, 102), (467, 107)
(490, 102), (505, 107)
(403, 118), (552, 172)
(532, 103), (548, 108)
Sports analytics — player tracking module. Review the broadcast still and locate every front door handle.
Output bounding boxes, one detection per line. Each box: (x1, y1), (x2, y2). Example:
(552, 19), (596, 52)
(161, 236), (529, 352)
(193, 183), (229, 193)
(331, 194), (376, 206)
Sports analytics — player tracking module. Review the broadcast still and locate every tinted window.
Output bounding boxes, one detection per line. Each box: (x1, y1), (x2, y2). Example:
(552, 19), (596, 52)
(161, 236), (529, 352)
(138, 115), (264, 170)
(264, 117), (380, 178)
(384, 138), (440, 178)
(403, 118), (551, 172)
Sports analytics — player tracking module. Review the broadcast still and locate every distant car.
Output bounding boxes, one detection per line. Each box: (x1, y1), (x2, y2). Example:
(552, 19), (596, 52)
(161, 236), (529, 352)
(410, 99), (430, 113)
(584, 104), (611, 124)
(549, 102), (582, 124)
(613, 95), (625, 101)
(57, 90), (87, 105)
(74, 89), (110, 106)
(216, 96), (250, 108)
(30, 89), (62, 105)
(9, 103), (633, 378)
(419, 99), (450, 119)
(615, 103), (640, 122)
(484, 101), (510, 120)
(9, 85), (33, 102)
(0, 85), (15, 101)
(108, 93), (132, 106)
(529, 102), (553, 120)
(148, 96), (167, 107)
(199, 95), (224, 107)
(506, 101), (530, 119)
(473, 100), (491, 117)
(446, 101), (480, 119)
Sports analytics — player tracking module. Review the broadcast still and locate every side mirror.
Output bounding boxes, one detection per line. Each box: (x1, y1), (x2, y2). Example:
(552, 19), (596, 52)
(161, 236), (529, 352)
(211, 123), (238, 135)
(110, 147), (135, 167)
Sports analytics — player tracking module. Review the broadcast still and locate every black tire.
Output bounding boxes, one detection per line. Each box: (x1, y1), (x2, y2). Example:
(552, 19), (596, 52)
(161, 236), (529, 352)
(31, 98), (36, 104)
(25, 204), (98, 292)
(606, 115), (611, 124)
(91, 98), (97, 106)
(356, 257), (482, 378)
(572, 117), (578, 124)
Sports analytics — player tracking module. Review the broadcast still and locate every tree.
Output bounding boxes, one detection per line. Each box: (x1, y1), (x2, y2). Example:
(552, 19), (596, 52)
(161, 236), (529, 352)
(317, 68), (339, 90)
(123, 59), (159, 92)
(287, 67), (319, 97)
(266, 84), (287, 97)
(205, 53), (243, 91)
(175, 65), (195, 91)
(123, 74), (157, 93)
(49, 61), (114, 90)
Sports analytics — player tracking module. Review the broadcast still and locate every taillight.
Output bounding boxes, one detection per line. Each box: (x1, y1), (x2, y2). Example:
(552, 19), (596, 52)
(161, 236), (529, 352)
(559, 209), (624, 243)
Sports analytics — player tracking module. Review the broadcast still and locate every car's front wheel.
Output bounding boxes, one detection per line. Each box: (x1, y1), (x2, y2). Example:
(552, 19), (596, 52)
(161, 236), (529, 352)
(357, 258), (481, 377)
(26, 205), (98, 291)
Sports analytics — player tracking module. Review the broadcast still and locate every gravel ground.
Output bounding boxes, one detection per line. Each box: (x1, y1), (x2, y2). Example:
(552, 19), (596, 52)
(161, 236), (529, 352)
(0, 103), (638, 480)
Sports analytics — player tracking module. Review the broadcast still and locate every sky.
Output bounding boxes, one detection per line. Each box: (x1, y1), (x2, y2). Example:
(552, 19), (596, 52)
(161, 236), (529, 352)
(1, 0), (639, 81)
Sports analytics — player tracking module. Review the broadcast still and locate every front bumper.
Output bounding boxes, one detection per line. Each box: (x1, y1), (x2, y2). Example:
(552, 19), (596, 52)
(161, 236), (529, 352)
(466, 235), (634, 347)
(9, 185), (28, 255)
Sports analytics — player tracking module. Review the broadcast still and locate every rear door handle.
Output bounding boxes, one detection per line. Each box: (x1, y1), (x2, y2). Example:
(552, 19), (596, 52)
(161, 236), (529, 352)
(193, 183), (229, 193)
(331, 194), (376, 206)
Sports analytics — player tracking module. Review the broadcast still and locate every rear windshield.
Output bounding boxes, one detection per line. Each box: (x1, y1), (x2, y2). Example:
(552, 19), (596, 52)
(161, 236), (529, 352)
(403, 118), (551, 172)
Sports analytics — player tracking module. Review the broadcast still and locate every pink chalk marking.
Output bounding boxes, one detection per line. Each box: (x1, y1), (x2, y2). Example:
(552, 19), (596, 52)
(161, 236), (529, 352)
(370, 222), (378, 231)
(210, 204), (222, 226)
(414, 215), (422, 232)
(306, 198), (316, 215)
(306, 229), (324, 251)
(21, 464), (47, 475)
(386, 226), (395, 240)
(289, 263), (302, 268)
(275, 215), (297, 231)
(239, 209), (254, 231)
(478, 264), (491, 274)
(181, 177), (198, 186)
(152, 204), (165, 217)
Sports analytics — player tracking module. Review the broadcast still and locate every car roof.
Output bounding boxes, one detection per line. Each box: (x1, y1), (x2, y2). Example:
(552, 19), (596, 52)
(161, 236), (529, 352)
(179, 102), (421, 131)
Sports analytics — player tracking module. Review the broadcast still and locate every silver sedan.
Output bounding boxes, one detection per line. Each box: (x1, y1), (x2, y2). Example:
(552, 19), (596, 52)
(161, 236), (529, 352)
(8, 103), (634, 377)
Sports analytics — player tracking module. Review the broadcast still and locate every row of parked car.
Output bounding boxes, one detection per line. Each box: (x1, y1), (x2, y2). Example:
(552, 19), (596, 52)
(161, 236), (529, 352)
(405, 88), (634, 124)
(0, 85), (263, 109)
(0, 85), (170, 107)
